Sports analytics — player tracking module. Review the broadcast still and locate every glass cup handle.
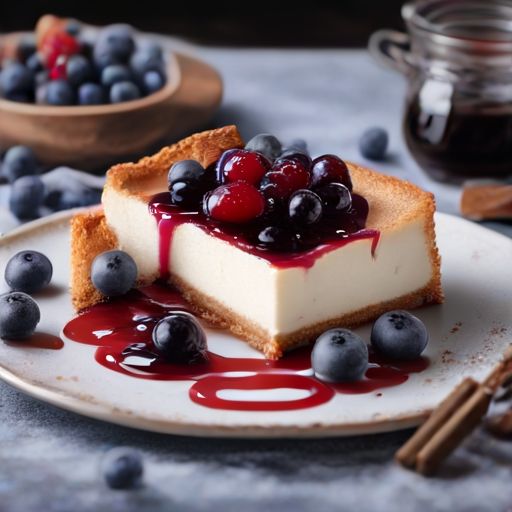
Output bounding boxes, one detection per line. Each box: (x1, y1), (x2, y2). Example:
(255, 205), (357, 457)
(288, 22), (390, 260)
(368, 29), (413, 75)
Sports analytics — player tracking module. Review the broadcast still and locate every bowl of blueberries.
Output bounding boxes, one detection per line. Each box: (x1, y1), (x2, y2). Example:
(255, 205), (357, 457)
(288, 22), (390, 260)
(0, 15), (197, 171)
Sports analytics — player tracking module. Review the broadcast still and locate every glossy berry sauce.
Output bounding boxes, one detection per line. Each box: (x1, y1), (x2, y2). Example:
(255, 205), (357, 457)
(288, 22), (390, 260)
(63, 284), (429, 412)
(149, 192), (380, 279)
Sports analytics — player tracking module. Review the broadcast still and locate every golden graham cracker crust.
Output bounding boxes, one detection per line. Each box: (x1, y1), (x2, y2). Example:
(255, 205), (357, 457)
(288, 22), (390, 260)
(70, 126), (443, 358)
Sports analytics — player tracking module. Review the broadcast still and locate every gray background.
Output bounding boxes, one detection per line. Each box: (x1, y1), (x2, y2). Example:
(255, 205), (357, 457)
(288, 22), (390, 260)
(0, 48), (511, 512)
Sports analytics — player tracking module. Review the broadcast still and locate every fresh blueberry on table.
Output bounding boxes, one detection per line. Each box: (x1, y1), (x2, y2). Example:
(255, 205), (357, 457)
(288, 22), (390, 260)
(152, 312), (208, 363)
(109, 81), (141, 103)
(0, 292), (40, 340)
(143, 70), (165, 94)
(312, 328), (368, 382)
(66, 55), (93, 87)
(359, 127), (389, 161)
(371, 310), (429, 360)
(101, 447), (143, 490)
(101, 64), (132, 88)
(91, 250), (138, 297)
(3, 145), (39, 183)
(78, 83), (105, 105)
(0, 62), (34, 98)
(288, 189), (323, 226)
(245, 134), (282, 162)
(9, 175), (45, 219)
(5, 250), (53, 294)
(45, 80), (75, 105)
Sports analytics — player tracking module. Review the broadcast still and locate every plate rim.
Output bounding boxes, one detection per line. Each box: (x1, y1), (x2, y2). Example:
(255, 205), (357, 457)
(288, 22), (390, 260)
(0, 210), (509, 438)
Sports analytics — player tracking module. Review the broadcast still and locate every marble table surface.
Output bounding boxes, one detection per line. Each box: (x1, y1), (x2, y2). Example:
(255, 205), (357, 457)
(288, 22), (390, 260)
(0, 46), (511, 512)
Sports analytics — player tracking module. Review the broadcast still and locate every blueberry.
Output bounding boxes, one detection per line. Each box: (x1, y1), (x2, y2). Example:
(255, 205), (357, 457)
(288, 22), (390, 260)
(35, 70), (49, 87)
(142, 42), (163, 60)
(359, 127), (389, 161)
(288, 189), (322, 226)
(78, 83), (105, 105)
(130, 48), (164, 76)
(93, 44), (122, 71)
(26, 52), (44, 73)
(169, 181), (204, 207)
(152, 312), (207, 363)
(66, 55), (93, 87)
(0, 62), (33, 96)
(97, 25), (135, 63)
(371, 310), (429, 360)
(18, 38), (37, 62)
(101, 64), (132, 88)
(143, 70), (165, 94)
(101, 447), (143, 490)
(168, 159), (205, 186)
(5, 250), (53, 294)
(245, 134), (282, 162)
(289, 138), (308, 152)
(110, 81), (141, 103)
(0, 292), (40, 340)
(312, 328), (368, 382)
(66, 20), (81, 36)
(277, 150), (312, 170)
(257, 226), (295, 251)
(45, 80), (75, 106)
(3, 146), (38, 183)
(91, 250), (137, 297)
(9, 175), (45, 219)
(316, 183), (352, 216)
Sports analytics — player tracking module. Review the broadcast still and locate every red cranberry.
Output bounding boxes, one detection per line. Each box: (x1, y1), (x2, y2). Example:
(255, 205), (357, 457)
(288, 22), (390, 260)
(311, 155), (352, 190)
(41, 31), (80, 69)
(260, 158), (310, 200)
(49, 55), (67, 80)
(204, 182), (265, 223)
(218, 149), (271, 185)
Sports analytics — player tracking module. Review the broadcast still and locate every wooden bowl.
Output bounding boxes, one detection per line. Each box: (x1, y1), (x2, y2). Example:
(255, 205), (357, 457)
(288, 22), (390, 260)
(0, 32), (223, 171)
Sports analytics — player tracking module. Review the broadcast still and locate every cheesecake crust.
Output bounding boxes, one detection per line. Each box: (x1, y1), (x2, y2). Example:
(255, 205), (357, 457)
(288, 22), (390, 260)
(69, 126), (443, 358)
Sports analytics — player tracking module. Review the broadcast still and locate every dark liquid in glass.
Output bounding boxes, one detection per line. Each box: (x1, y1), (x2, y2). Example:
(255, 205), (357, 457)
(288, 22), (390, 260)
(404, 97), (512, 183)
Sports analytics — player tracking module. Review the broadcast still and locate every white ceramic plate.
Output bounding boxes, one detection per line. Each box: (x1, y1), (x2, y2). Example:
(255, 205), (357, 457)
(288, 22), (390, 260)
(0, 211), (510, 437)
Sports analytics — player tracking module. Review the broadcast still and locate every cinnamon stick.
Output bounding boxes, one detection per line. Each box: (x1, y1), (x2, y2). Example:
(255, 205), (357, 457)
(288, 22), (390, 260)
(415, 386), (492, 475)
(395, 378), (478, 468)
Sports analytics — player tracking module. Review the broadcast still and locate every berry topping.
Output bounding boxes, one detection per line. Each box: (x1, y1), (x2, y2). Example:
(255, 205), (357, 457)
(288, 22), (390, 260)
(152, 312), (207, 363)
(5, 250), (53, 294)
(277, 150), (312, 170)
(311, 154), (352, 190)
(219, 149), (271, 185)
(244, 134), (282, 162)
(316, 182), (352, 216)
(0, 292), (40, 340)
(312, 328), (368, 382)
(168, 160), (211, 207)
(260, 158), (310, 200)
(204, 182), (265, 223)
(288, 189), (323, 226)
(371, 310), (428, 360)
(359, 127), (389, 161)
(101, 447), (143, 490)
(257, 226), (295, 251)
(91, 250), (138, 297)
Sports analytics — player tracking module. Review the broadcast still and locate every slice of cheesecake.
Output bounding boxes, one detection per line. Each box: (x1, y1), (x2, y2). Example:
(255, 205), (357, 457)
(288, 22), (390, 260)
(70, 125), (443, 359)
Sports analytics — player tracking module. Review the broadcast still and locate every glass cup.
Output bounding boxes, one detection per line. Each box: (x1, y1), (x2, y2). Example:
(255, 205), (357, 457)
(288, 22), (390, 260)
(369, 0), (512, 183)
